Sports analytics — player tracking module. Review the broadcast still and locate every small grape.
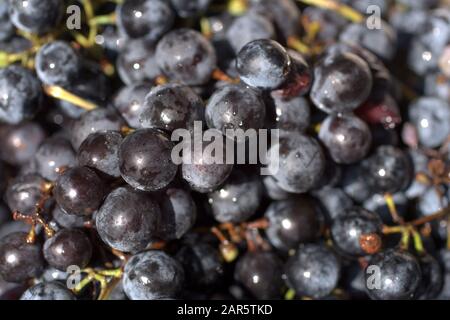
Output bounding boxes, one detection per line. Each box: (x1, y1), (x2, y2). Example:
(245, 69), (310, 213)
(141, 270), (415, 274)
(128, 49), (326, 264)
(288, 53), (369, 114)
(119, 129), (177, 191)
(123, 250), (184, 300)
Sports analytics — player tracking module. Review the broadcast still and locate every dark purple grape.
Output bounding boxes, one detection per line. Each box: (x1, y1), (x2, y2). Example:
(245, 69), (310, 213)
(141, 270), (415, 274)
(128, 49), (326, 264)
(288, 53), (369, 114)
(116, 40), (160, 85)
(0, 276), (26, 300)
(361, 145), (413, 194)
(270, 95), (310, 132)
(310, 52), (373, 114)
(54, 166), (106, 217)
(249, 0), (301, 40)
(43, 228), (92, 271)
(5, 174), (46, 215)
(35, 41), (81, 86)
(0, 2), (14, 41)
(319, 113), (372, 164)
(265, 197), (321, 253)
(34, 136), (76, 181)
(234, 251), (284, 300)
(0, 232), (44, 283)
(408, 97), (450, 148)
(176, 242), (223, 288)
(170, 0), (211, 18)
(205, 84), (266, 141)
(95, 187), (160, 252)
(140, 83), (204, 132)
(7, 0), (63, 34)
(340, 21), (397, 61)
(0, 65), (42, 124)
(0, 122), (45, 165)
(77, 131), (123, 178)
(20, 281), (75, 300)
(181, 134), (233, 193)
(155, 28), (217, 85)
(70, 108), (126, 150)
(226, 13), (275, 53)
(415, 254), (443, 300)
(158, 188), (196, 241)
(123, 250), (184, 300)
(113, 83), (151, 128)
(365, 249), (421, 300)
(0, 221), (29, 241)
(236, 39), (291, 90)
(207, 170), (263, 223)
(285, 243), (341, 299)
(119, 129), (177, 191)
(116, 0), (174, 41)
(267, 132), (326, 193)
(330, 207), (382, 257)
(52, 205), (86, 229)
(272, 50), (312, 98)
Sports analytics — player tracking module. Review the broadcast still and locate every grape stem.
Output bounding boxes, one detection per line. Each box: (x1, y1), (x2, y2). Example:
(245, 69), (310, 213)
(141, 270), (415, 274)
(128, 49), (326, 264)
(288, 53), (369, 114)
(73, 267), (123, 300)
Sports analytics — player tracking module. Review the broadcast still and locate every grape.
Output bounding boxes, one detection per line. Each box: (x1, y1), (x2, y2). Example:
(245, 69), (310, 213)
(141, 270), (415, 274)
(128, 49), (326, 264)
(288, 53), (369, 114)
(155, 28), (217, 85)
(113, 83), (151, 128)
(249, 0), (301, 40)
(339, 21), (397, 61)
(170, 0), (211, 18)
(236, 39), (291, 90)
(207, 170), (263, 223)
(0, 122), (45, 165)
(365, 249), (421, 300)
(0, 2), (14, 42)
(0, 65), (42, 124)
(415, 254), (443, 300)
(234, 251), (284, 300)
(271, 50), (312, 98)
(43, 229), (92, 271)
(425, 72), (450, 102)
(123, 250), (184, 300)
(34, 136), (77, 181)
(54, 167), (106, 217)
(158, 188), (196, 241)
(0, 276), (26, 300)
(52, 205), (86, 229)
(319, 113), (372, 164)
(116, 0), (174, 41)
(408, 97), (450, 148)
(330, 207), (382, 257)
(266, 132), (326, 193)
(77, 131), (123, 178)
(7, 0), (63, 34)
(35, 41), (81, 86)
(20, 282), (75, 300)
(265, 197), (321, 253)
(140, 83), (204, 132)
(302, 7), (348, 42)
(262, 176), (291, 201)
(5, 174), (47, 215)
(310, 52), (373, 114)
(312, 186), (354, 221)
(285, 243), (341, 299)
(205, 84), (266, 141)
(176, 242), (223, 288)
(70, 108), (126, 150)
(226, 13), (275, 53)
(361, 145), (412, 194)
(119, 129), (177, 191)
(181, 134), (233, 193)
(0, 232), (44, 283)
(95, 187), (160, 252)
(116, 40), (160, 85)
(0, 202), (9, 225)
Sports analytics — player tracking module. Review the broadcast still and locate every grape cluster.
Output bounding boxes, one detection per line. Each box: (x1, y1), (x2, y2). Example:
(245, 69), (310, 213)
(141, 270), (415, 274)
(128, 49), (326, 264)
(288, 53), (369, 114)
(0, 0), (450, 302)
